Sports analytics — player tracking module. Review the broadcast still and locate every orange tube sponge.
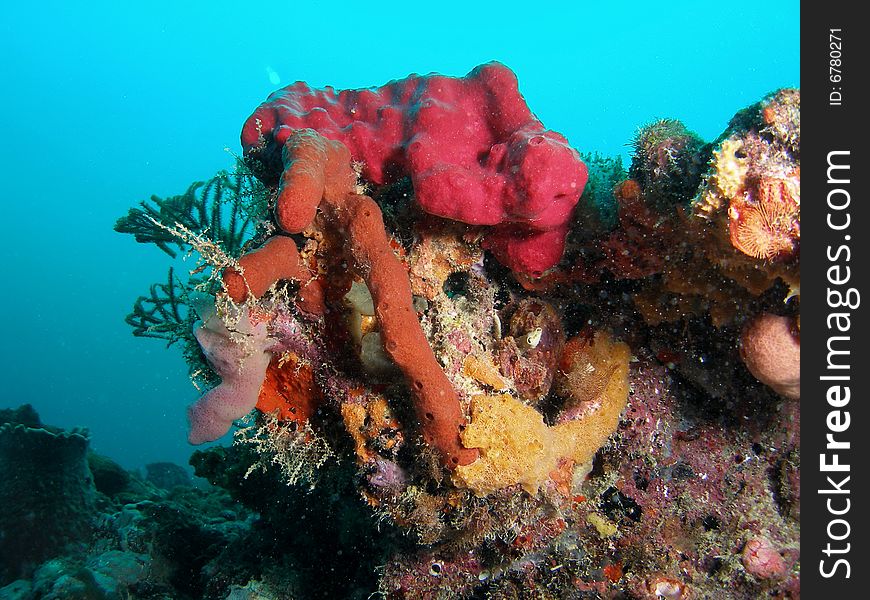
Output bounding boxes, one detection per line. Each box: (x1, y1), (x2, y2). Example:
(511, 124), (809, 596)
(328, 192), (478, 467)
(222, 235), (324, 314)
(275, 132), (332, 233)
(739, 313), (800, 399)
(268, 129), (478, 467)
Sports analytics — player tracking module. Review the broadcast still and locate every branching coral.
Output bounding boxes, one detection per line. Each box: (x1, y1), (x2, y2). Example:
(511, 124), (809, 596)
(124, 266), (192, 346)
(114, 163), (267, 259)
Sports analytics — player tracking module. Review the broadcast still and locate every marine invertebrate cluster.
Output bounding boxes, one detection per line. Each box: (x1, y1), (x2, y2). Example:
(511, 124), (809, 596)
(114, 64), (801, 599)
(557, 89), (802, 369)
(692, 88), (800, 289)
(265, 128), (478, 467)
(116, 164), (274, 384)
(407, 221), (483, 301)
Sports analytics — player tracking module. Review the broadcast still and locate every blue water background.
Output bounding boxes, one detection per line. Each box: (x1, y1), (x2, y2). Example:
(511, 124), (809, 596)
(0, 1), (799, 471)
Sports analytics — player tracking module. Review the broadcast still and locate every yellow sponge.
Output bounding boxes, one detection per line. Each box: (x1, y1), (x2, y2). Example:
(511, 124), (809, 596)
(453, 333), (630, 496)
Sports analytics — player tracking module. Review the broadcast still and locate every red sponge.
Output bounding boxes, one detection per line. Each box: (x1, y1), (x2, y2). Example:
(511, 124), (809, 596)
(241, 62), (588, 276)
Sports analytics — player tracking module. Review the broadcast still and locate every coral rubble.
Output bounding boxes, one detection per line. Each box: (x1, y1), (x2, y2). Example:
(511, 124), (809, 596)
(111, 64), (800, 598)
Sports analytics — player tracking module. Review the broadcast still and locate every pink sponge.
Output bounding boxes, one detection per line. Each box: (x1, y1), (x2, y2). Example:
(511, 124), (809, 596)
(187, 305), (274, 444)
(739, 313), (800, 400)
(241, 62), (588, 276)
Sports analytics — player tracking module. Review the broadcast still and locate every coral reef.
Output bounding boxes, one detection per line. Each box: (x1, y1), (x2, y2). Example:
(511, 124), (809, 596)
(564, 89), (800, 336)
(0, 405), (281, 600)
(110, 65), (801, 598)
(260, 127), (478, 467)
(144, 461), (194, 489)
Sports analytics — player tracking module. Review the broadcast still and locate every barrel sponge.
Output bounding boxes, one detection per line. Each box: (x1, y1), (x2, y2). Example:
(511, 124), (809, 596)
(453, 333), (630, 496)
(0, 423), (95, 582)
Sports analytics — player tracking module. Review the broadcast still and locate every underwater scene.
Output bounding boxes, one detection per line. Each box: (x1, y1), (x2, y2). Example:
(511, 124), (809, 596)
(1, 2), (800, 598)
